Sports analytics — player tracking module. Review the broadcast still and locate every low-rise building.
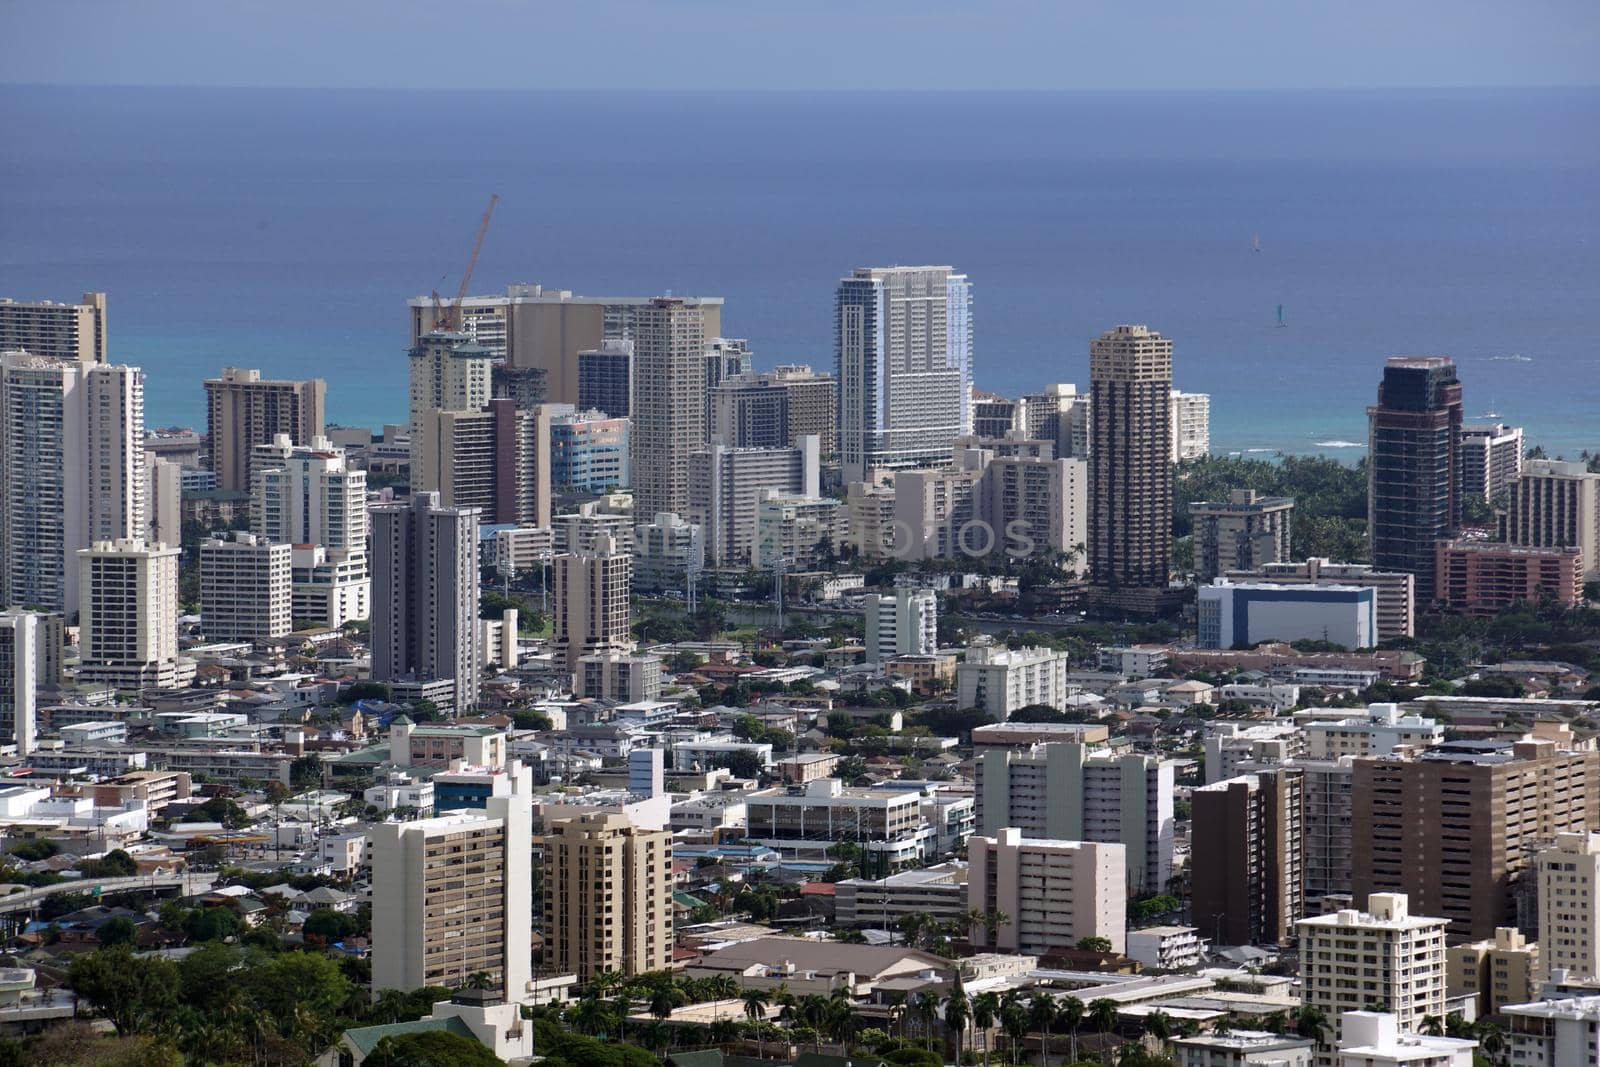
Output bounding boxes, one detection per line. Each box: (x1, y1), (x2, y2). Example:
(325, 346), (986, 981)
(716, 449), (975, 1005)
(1502, 996), (1600, 1067)
(957, 642), (1073, 719)
(1303, 703), (1443, 759)
(1125, 925), (1205, 972)
(1198, 579), (1377, 651)
(835, 862), (969, 927)
(1335, 1011), (1474, 1067)
(1171, 1031), (1314, 1067)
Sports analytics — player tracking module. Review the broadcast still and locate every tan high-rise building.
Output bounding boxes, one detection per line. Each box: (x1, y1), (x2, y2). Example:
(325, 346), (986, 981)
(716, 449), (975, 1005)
(76, 538), (184, 691)
(1500, 459), (1600, 579)
(1191, 769), (1305, 947)
(408, 332), (495, 484)
(371, 796), (533, 998)
(407, 285), (723, 405)
(1446, 926), (1537, 1017)
(1191, 489), (1295, 580)
(541, 812), (673, 981)
(551, 536), (631, 672)
(1352, 740), (1600, 941)
(632, 298), (708, 520)
(199, 532), (293, 642)
(413, 399), (552, 527)
(1298, 893), (1448, 1066)
(1089, 325), (1173, 597)
(203, 367), (326, 491)
(967, 828), (1127, 956)
(0, 292), (106, 363)
(1537, 832), (1600, 982)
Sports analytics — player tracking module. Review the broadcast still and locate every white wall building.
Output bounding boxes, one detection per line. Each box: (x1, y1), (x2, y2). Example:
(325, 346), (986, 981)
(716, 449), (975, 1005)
(1170, 389), (1211, 462)
(76, 539), (184, 691)
(199, 532), (293, 641)
(1538, 832), (1600, 982)
(1199, 579), (1377, 650)
(1502, 996), (1600, 1067)
(0, 610), (46, 756)
(1303, 703), (1443, 760)
(865, 587), (937, 664)
(967, 828), (1126, 956)
(1335, 1012), (1474, 1067)
(1125, 925), (1205, 971)
(689, 436), (820, 568)
(252, 433), (370, 626)
(957, 642), (1073, 720)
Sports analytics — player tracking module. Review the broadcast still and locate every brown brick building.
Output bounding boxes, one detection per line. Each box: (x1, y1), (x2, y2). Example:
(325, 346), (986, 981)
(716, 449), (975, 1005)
(1352, 739), (1599, 941)
(1434, 539), (1583, 616)
(1191, 768), (1305, 947)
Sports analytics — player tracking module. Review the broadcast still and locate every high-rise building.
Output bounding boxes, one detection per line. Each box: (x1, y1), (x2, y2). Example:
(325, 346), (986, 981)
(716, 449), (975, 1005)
(549, 407), (629, 493)
(1367, 356), (1463, 595)
(958, 437), (1090, 563)
(0, 609), (55, 757)
(251, 434), (369, 627)
(199, 533), (293, 641)
(541, 812), (673, 981)
(143, 449), (182, 551)
(1500, 459), (1600, 579)
(491, 364), (546, 413)
(891, 465), (984, 561)
(688, 437), (820, 568)
(864, 587), (937, 664)
(972, 394), (1022, 440)
(1191, 769), (1305, 946)
(1230, 558), (1415, 641)
(753, 492), (843, 570)
(410, 285), (723, 406)
(1170, 389), (1211, 462)
(632, 298), (708, 521)
(1, 353), (146, 614)
(1191, 490), (1295, 580)
(632, 512), (703, 594)
(1352, 739), (1599, 940)
(956, 642), (1073, 720)
(371, 796), (533, 998)
(1089, 325), (1173, 598)
(576, 338), (633, 418)
(1434, 539), (1584, 614)
(370, 493), (481, 713)
(836, 265), (973, 483)
(1502, 998), (1600, 1066)
(413, 399), (552, 527)
(1446, 927), (1537, 1017)
(0, 292), (106, 363)
(974, 742), (1175, 894)
(1536, 832), (1600, 982)
(844, 480), (898, 559)
(202, 367), (326, 492)
(76, 539), (184, 691)
(702, 336), (753, 438)
(1022, 384), (1092, 459)
(408, 331), (495, 486)
(1298, 894), (1448, 1065)
(967, 829), (1127, 956)
(710, 365), (838, 453)
(1458, 423), (1523, 503)
(551, 536), (632, 672)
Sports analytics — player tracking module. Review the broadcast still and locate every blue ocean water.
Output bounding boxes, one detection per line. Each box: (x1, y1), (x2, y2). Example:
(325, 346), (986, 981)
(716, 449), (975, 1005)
(1, 86), (1596, 458)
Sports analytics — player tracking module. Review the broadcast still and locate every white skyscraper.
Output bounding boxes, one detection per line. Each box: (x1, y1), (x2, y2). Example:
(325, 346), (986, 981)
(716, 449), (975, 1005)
(0, 352), (147, 615)
(0, 610), (48, 756)
(835, 266), (973, 483)
(199, 533), (294, 641)
(370, 492), (481, 712)
(252, 434), (370, 626)
(77, 539), (184, 691)
(864, 587), (938, 664)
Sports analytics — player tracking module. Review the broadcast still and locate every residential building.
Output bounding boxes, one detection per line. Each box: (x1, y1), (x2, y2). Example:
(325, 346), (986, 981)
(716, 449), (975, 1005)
(1191, 490), (1295, 580)
(702, 336), (753, 437)
(972, 394), (1021, 439)
(1501, 996), (1600, 1066)
(1199, 579), (1377, 650)
(407, 331), (494, 477)
(251, 434), (369, 627)
(549, 406), (629, 493)
(1228, 757), (1355, 910)
(836, 265), (973, 483)
(1171, 1031), (1314, 1067)
(711, 365), (838, 453)
(974, 742), (1174, 893)
(0, 610), (53, 756)
(1367, 356), (1463, 594)
(891, 464), (984, 560)
(76, 539), (183, 691)
(967, 829), (1127, 956)
(1298, 894), (1448, 1065)
(754, 491), (843, 570)
(0, 353), (146, 614)
(576, 338), (633, 418)
(1458, 423), (1523, 504)
(550, 536), (632, 672)
(689, 437), (820, 567)
(574, 652), (662, 703)
(1434, 539), (1583, 614)
(957, 438), (1089, 561)
(370, 493), (481, 712)
(1536, 832), (1600, 982)
(490, 525), (554, 579)
(412, 399), (553, 527)
(864, 587), (937, 664)
(143, 449), (181, 550)
(0, 291), (106, 363)
(1125, 926), (1205, 972)
(1446, 927), (1537, 1017)
(632, 512), (702, 593)
(744, 779), (928, 866)
(632, 297), (708, 521)
(835, 863), (969, 927)
(370, 796), (533, 998)
(1089, 325), (1173, 599)
(956, 642), (1073, 720)
(1022, 383), (1092, 459)
(203, 367), (326, 491)
(1335, 1012), (1475, 1067)
(1500, 458), (1600, 578)
(553, 502), (633, 554)
(1191, 769), (1305, 946)
(1351, 740), (1600, 940)
(541, 812), (673, 980)
(1303, 704), (1443, 759)
(1170, 389), (1211, 462)
(844, 480), (898, 559)
(1231, 558), (1416, 641)
(198, 533), (293, 641)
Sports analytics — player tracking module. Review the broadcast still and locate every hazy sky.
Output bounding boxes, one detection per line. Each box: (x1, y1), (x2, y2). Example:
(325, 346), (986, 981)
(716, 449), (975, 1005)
(2, 0), (1596, 91)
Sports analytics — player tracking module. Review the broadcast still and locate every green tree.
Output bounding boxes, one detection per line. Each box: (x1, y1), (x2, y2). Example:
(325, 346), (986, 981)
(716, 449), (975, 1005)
(1077, 936), (1114, 953)
(96, 916), (139, 948)
(1029, 991), (1058, 1067)
(182, 906), (241, 942)
(366, 1029), (506, 1067)
(67, 947), (181, 1036)
(80, 848), (138, 878)
(339, 681), (392, 704)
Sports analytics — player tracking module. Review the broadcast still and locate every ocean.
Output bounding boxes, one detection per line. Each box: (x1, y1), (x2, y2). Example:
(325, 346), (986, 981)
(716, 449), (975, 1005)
(1, 85), (1596, 459)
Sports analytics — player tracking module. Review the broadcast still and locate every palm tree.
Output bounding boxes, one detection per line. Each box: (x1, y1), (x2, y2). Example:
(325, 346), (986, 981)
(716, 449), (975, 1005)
(1088, 998), (1119, 1063)
(1059, 995), (1085, 1064)
(590, 968), (623, 998)
(1145, 1010), (1173, 1043)
(743, 987), (772, 1055)
(709, 1018), (740, 1048)
(1294, 1004), (1329, 1042)
(1029, 991), (1058, 1067)
(650, 983), (684, 1026)
(800, 994), (832, 1052)
(899, 911), (926, 950)
(985, 908), (1010, 945)
(1420, 1014), (1444, 1037)
(914, 990), (941, 1051)
(1000, 999), (1029, 1066)
(612, 989), (635, 1044)
(886, 990), (909, 1043)
(973, 991), (1001, 1067)
(465, 971), (494, 990)
(828, 998), (862, 1051)
(642, 1020), (671, 1052)
(944, 983), (971, 1063)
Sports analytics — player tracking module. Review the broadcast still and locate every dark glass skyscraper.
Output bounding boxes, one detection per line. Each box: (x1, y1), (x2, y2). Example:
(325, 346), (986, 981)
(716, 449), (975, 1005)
(1367, 356), (1463, 598)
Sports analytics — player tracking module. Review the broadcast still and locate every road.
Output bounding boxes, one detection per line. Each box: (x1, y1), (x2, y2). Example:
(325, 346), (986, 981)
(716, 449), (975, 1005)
(0, 872), (216, 914)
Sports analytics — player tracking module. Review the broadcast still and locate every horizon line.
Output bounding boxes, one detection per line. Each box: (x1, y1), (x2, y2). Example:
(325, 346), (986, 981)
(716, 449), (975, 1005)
(4, 81), (1598, 95)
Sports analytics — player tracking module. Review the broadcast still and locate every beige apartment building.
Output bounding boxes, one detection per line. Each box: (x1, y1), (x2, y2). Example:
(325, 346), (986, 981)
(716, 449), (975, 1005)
(1191, 489), (1295, 580)
(968, 828), (1127, 956)
(1537, 832), (1600, 982)
(408, 331), (494, 486)
(541, 812), (673, 981)
(1500, 459), (1600, 578)
(203, 367), (326, 491)
(0, 291), (106, 363)
(371, 796), (533, 999)
(412, 399), (552, 527)
(550, 536), (632, 672)
(1298, 894), (1448, 1066)
(1446, 926), (1537, 1017)
(198, 532), (293, 641)
(76, 539), (184, 692)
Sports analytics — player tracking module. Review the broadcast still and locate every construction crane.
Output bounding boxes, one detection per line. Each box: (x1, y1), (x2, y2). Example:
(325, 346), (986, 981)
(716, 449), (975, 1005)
(432, 194), (500, 330)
